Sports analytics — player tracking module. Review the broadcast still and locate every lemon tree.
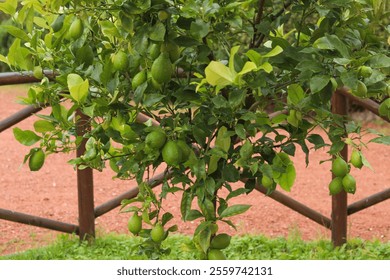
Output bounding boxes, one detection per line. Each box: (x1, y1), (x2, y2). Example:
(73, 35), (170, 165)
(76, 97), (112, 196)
(2, 0), (389, 259)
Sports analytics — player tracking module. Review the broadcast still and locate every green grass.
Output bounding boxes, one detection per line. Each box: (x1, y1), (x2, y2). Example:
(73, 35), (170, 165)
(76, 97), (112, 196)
(1, 233), (389, 260)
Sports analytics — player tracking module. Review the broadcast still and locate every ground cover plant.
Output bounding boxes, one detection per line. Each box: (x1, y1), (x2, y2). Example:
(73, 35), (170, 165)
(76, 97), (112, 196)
(1, 234), (390, 260)
(0, 0), (389, 259)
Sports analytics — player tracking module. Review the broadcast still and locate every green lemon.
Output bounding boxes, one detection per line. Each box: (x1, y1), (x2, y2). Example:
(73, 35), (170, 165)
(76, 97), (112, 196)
(210, 233), (231, 250)
(207, 249), (227, 260)
(29, 148), (45, 171)
(378, 98), (390, 118)
(112, 51), (129, 72)
(145, 130), (167, 149)
(354, 80), (367, 98)
(150, 223), (165, 243)
(162, 141), (182, 166)
(128, 212), (142, 235)
(261, 175), (274, 188)
(158, 10), (170, 21)
(69, 18), (83, 40)
(132, 70), (147, 90)
(177, 140), (191, 162)
(342, 174), (357, 194)
(148, 43), (161, 60)
(33, 66), (43, 79)
(331, 157), (349, 177)
(161, 41), (181, 62)
(350, 150), (363, 169)
(358, 66), (373, 78)
(151, 52), (173, 84)
(328, 177), (343, 195)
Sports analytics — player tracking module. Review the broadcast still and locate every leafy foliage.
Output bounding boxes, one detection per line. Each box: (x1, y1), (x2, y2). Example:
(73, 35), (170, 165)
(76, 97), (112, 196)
(1, 0), (389, 259)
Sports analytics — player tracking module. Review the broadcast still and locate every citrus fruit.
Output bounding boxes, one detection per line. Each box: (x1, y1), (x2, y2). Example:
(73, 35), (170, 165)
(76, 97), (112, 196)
(69, 18), (83, 40)
(128, 212), (142, 235)
(150, 223), (165, 243)
(161, 42), (181, 62)
(328, 177), (343, 195)
(331, 157), (349, 177)
(354, 80), (367, 98)
(358, 66), (373, 78)
(177, 140), (191, 162)
(151, 52), (173, 84)
(112, 51), (129, 72)
(145, 130), (167, 149)
(210, 233), (231, 250)
(29, 148), (45, 171)
(207, 249), (227, 260)
(162, 141), (182, 166)
(33, 66), (43, 79)
(261, 175), (274, 188)
(132, 70), (147, 89)
(342, 174), (356, 194)
(158, 10), (170, 21)
(51, 14), (65, 33)
(378, 98), (390, 118)
(350, 150), (363, 169)
(148, 43), (161, 60)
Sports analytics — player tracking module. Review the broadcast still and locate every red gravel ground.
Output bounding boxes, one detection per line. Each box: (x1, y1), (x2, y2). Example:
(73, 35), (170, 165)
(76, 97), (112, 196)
(1, 85), (389, 256)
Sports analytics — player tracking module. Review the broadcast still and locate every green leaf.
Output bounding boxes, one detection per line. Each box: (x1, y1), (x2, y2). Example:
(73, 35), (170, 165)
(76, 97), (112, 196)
(190, 19), (210, 39)
(0, 0), (17, 15)
(307, 134), (326, 149)
(287, 84), (305, 105)
(67, 74), (89, 104)
(369, 136), (390, 145)
(2, 25), (30, 41)
(149, 22), (166, 41)
(263, 45), (283, 58)
(33, 120), (56, 133)
(325, 34), (350, 58)
(310, 75), (330, 93)
(275, 164), (296, 192)
(220, 204), (251, 218)
(368, 54), (390, 68)
(13, 127), (41, 146)
(197, 226), (211, 253)
(205, 61), (234, 88)
(229, 45), (240, 74)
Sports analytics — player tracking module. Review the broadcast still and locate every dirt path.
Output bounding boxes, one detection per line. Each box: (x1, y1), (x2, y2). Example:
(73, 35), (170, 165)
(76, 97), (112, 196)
(1, 86), (389, 256)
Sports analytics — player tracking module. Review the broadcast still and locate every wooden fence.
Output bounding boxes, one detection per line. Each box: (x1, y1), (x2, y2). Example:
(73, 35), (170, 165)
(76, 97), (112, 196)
(0, 71), (389, 246)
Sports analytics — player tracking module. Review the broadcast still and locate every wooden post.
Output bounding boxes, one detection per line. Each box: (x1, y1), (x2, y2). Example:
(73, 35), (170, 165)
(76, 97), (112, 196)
(76, 110), (95, 241)
(331, 89), (348, 246)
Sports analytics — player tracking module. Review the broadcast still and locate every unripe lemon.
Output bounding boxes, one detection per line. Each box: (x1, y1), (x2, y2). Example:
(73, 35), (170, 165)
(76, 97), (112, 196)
(161, 42), (181, 62)
(150, 223), (165, 243)
(342, 174), (356, 194)
(350, 150), (363, 169)
(261, 175), (274, 188)
(328, 177), (343, 195)
(33, 66), (43, 79)
(207, 249), (227, 260)
(112, 51), (129, 72)
(145, 130), (167, 149)
(378, 98), (390, 118)
(158, 10), (170, 21)
(51, 14), (65, 33)
(177, 140), (191, 162)
(149, 43), (161, 60)
(151, 52), (173, 84)
(210, 233), (231, 250)
(29, 148), (45, 171)
(162, 141), (182, 166)
(76, 45), (94, 67)
(128, 212), (142, 235)
(132, 70), (147, 90)
(354, 81), (367, 98)
(358, 66), (373, 78)
(69, 18), (83, 40)
(331, 157), (349, 177)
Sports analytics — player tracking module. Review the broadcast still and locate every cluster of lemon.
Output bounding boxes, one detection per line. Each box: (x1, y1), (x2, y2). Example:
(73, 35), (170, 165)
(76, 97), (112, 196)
(329, 150), (363, 195)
